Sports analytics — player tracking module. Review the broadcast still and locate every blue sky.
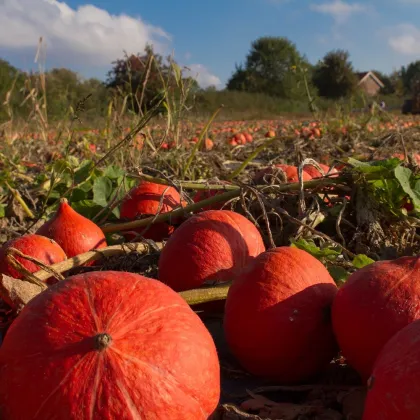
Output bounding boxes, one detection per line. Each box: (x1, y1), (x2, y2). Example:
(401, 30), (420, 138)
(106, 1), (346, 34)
(1, 0), (420, 88)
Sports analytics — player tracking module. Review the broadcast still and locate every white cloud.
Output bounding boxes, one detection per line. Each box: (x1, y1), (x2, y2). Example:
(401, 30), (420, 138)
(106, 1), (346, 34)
(388, 24), (420, 55)
(0, 0), (222, 88)
(0, 0), (171, 67)
(184, 64), (222, 89)
(310, 0), (366, 24)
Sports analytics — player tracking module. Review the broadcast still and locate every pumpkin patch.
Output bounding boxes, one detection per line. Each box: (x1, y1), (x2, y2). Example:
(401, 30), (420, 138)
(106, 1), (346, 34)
(1, 90), (420, 418)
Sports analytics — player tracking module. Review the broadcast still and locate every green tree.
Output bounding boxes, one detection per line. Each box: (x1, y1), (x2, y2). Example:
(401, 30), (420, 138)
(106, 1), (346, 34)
(106, 46), (197, 113)
(226, 36), (312, 99)
(312, 49), (358, 99)
(371, 70), (396, 95)
(388, 70), (405, 96)
(401, 60), (420, 93)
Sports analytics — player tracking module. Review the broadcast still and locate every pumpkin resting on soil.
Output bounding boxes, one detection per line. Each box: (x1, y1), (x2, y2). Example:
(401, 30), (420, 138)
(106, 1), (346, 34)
(120, 181), (183, 241)
(0, 271), (220, 420)
(332, 256), (420, 382)
(363, 319), (420, 419)
(224, 246), (338, 383)
(0, 234), (67, 284)
(158, 210), (265, 292)
(254, 164), (312, 184)
(36, 198), (107, 262)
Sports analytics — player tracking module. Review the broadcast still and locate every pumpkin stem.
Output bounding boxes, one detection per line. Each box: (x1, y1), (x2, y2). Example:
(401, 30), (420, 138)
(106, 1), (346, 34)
(95, 333), (112, 351)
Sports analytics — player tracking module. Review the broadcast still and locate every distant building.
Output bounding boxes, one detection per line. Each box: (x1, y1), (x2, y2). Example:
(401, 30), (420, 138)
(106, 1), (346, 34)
(356, 71), (384, 96)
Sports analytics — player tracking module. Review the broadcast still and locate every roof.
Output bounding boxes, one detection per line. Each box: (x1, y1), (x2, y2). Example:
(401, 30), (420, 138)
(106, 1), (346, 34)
(356, 71), (384, 88)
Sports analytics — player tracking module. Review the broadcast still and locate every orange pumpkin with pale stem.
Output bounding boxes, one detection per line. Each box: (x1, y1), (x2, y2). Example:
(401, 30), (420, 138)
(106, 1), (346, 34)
(0, 271), (221, 420)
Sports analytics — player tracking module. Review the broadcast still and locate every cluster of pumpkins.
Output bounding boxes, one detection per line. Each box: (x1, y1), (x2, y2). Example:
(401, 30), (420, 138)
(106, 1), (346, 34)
(0, 176), (418, 419)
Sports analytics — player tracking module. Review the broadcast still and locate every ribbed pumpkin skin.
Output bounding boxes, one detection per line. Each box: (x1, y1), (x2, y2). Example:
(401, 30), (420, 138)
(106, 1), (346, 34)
(224, 246), (338, 383)
(363, 319), (420, 420)
(254, 164), (312, 184)
(332, 256), (420, 382)
(0, 271), (220, 420)
(36, 199), (107, 259)
(0, 234), (67, 284)
(120, 181), (182, 241)
(158, 210), (265, 292)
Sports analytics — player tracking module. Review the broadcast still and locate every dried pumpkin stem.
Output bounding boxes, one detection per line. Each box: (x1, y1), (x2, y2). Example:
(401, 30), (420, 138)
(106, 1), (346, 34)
(7, 247), (65, 283)
(32, 242), (164, 282)
(101, 177), (346, 234)
(5, 249), (48, 290)
(94, 333), (112, 351)
(5, 181), (35, 219)
(179, 282), (231, 306)
(129, 173), (241, 191)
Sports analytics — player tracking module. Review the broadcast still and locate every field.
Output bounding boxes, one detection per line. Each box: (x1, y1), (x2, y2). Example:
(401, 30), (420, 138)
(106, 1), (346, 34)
(0, 105), (420, 419)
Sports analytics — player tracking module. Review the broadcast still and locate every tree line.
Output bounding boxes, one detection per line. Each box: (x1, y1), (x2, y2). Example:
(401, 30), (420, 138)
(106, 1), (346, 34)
(1, 36), (420, 122)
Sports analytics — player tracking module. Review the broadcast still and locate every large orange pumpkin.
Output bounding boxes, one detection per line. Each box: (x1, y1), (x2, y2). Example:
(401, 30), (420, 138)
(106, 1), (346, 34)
(224, 246), (338, 382)
(363, 319), (420, 419)
(158, 210), (265, 292)
(0, 234), (67, 286)
(332, 256), (420, 382)
(120, 181), (183, 241)
(0, 271), (220, 419)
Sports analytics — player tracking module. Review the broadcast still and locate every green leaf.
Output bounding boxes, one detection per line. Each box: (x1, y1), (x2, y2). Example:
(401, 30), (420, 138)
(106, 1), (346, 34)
(92, 176), (113, 207)
(71, 200), (104, 220)
(111, 206), (120, 219)
(103, 165), (126, 179)
(348, 157), (401, 173)
(67, 155), (80, 168)
(48, 190), (61, 199)
(0, 204), (6, 218)
(394, 166), (420, 209)
(290, 239), (341, 261)
(352, 254), (375, 269)
(74, 160), (94, 185)
(328, 265), (349, 285)
(77, 181), (93, 193)
(70, 188), (89, 202)
(53, 159), (73, 175)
